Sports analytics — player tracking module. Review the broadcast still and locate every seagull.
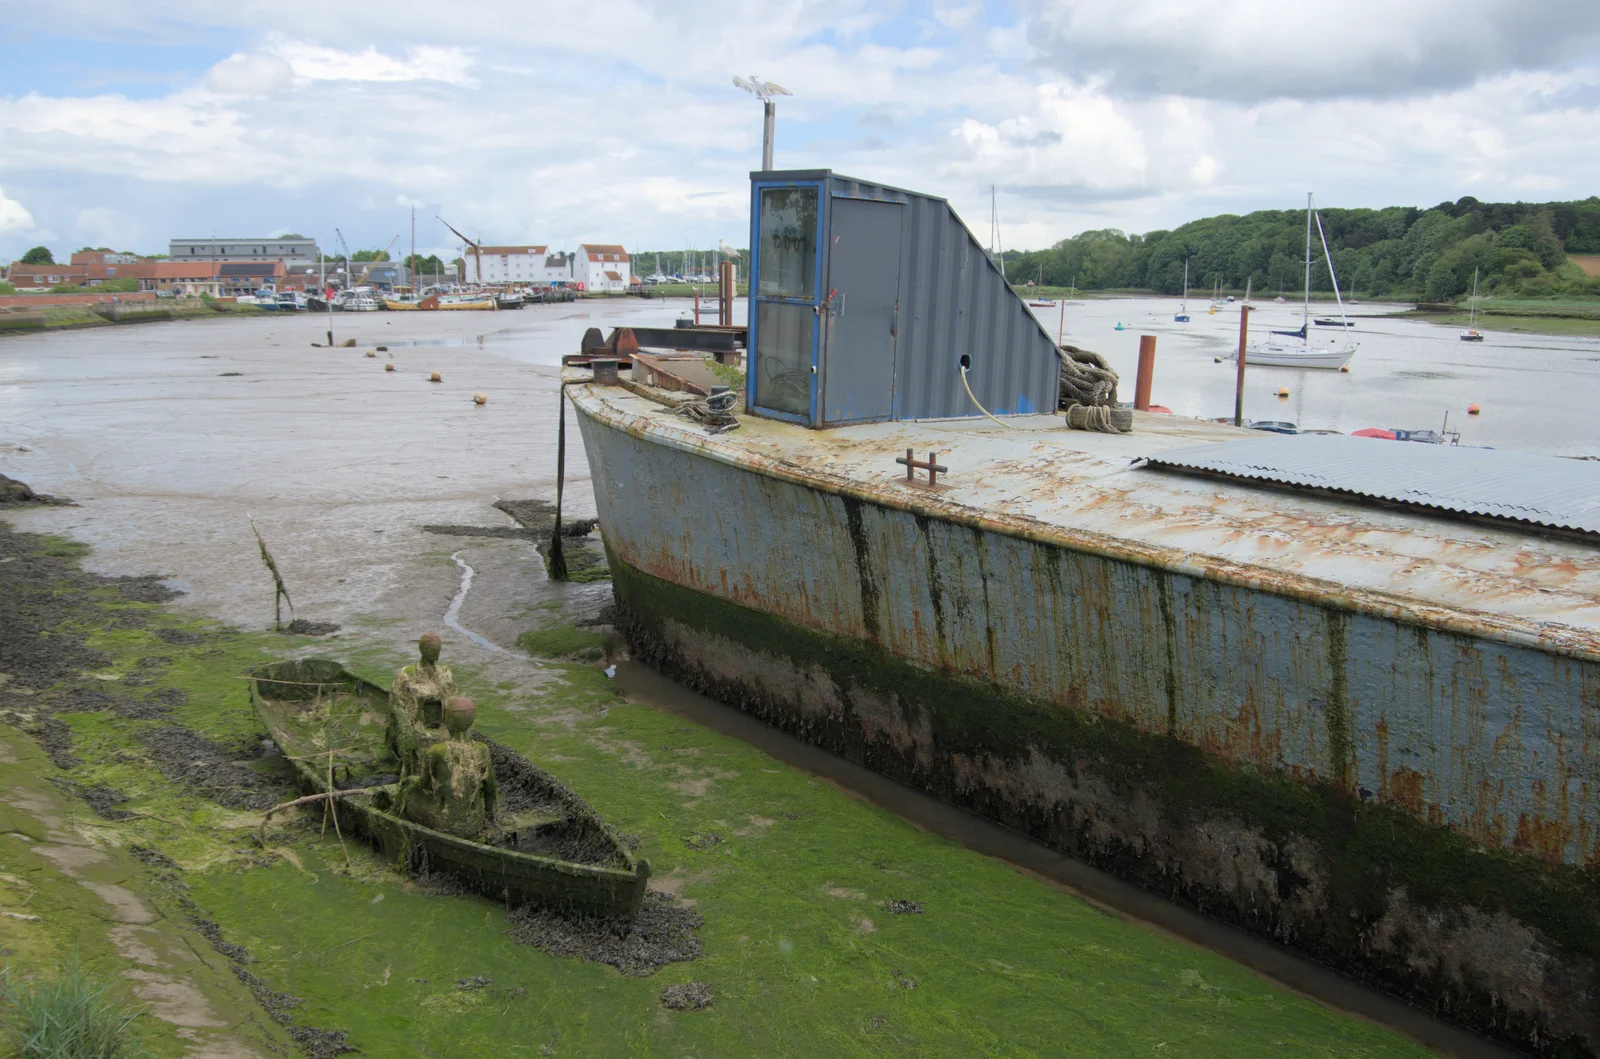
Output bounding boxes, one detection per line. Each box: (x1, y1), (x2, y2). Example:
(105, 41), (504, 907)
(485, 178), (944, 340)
(717, 239), (741, 260)
(732, 75), (792, 102)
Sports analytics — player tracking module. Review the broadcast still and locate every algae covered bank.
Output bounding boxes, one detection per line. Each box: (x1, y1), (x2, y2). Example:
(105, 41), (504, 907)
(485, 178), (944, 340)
(569, 169), (1600, 1056)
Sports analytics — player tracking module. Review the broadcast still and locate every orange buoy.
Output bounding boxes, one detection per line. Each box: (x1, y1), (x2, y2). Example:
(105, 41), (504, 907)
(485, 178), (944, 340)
(472, 392), (487, 405)
(430, 372), (442, 382)
(1339, 365), (1351, 373)
(1276, 387), (1290, 397)
(384, 362), (395, 372)
(1467, 403), (1481, 414)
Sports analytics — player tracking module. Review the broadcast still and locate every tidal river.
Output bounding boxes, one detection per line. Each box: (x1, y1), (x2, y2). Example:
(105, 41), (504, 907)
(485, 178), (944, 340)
(0, 298), (1533, 1057)
(1039, 296), (1600, 455)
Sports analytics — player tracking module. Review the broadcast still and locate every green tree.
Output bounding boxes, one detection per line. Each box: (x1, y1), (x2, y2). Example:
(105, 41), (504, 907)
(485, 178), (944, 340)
(352, 248), (391, 262)
(1423, 257), (1463, 301)
(20, 245), (54, 265)
(404, 253), (446, 276)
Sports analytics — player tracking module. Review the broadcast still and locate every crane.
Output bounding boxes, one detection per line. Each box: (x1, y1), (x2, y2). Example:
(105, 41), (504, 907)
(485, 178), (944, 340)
(351, 235), (401, 287)
(437, 216), (482, 288)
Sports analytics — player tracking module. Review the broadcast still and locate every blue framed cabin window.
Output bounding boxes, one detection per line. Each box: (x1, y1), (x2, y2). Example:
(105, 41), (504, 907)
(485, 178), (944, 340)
(749, 180), (826, 424)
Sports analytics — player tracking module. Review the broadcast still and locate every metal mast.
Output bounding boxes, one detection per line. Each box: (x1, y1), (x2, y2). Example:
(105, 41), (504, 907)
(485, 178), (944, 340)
(733, 76), (793, 171)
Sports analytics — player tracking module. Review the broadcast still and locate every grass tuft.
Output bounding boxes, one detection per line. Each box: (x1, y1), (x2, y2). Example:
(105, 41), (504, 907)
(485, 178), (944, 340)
(516, 624), (608, 661)
(1, 954), (144, 1059)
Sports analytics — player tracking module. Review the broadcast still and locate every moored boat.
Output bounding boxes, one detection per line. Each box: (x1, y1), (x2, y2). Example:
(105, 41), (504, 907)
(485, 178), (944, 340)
(1232, 193), (1356, 369)
(248, 657), (650, 917)
(1461, 266), (1486, 341)
(421, 293), (496, 310)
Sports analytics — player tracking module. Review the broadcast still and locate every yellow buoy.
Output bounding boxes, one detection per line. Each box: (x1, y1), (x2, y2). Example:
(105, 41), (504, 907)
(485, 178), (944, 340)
(384, 362), (395, 372)
(1339, 365), (1351, 373)
(365, 350), (376, 358)
(430, 372), (442, 382)
(472, 392), (487, 405)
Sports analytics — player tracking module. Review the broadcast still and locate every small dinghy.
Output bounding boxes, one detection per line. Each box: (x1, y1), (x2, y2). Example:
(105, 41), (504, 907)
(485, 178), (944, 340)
(249, 651), (650, 918)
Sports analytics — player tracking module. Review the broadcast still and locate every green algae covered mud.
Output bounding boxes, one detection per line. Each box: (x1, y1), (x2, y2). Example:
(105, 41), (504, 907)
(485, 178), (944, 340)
(0, 512), (1445, 1056)
(572, 383), (1600, 1057)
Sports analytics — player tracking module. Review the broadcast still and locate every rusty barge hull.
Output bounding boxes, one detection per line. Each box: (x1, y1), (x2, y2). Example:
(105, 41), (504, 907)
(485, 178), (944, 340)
(568, 380), (1600, 1056)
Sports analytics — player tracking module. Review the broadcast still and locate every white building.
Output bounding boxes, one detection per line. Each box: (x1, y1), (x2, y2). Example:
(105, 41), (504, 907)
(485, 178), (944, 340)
(168, 237), (320, 268)
(575, 244), (630, 292)
(463, 245), (575, 285)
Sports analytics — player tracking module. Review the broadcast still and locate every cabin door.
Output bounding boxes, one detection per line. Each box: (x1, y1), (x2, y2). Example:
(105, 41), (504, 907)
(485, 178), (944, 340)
(750, 182), (824, 423)
(821, 198), (903, 424)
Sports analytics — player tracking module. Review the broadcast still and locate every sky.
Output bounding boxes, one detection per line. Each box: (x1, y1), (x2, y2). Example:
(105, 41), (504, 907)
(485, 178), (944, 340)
(1, 1), (1598, 264)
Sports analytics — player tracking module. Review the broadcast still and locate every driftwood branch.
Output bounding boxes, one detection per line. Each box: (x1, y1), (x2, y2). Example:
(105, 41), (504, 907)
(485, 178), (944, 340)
(248, 515), (294, 630)
(255, 786), (386, 848)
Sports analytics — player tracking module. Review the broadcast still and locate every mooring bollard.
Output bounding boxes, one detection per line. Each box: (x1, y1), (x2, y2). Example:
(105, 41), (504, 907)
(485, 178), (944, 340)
(1234, 305), (1251, 426)
(1134, 335), (1156, 411)
(591, 358), (619, 386)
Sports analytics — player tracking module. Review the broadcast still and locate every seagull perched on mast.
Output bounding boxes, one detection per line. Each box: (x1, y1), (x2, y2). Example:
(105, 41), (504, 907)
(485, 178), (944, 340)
(732, 75), (791, 102)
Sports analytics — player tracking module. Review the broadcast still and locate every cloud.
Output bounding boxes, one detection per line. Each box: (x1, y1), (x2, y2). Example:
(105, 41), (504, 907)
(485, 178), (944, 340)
(1021, 0), (1600, 101)
(75, 205), (137, 246)
(204, 53), (293, 96)
(268, 38), (476, 86)
(0, 186), (34, 233)
(1, 5), (1598, 259)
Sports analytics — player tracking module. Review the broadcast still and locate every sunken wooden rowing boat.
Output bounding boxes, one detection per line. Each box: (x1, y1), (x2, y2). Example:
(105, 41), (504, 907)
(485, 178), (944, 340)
(248, 658), (650, 917)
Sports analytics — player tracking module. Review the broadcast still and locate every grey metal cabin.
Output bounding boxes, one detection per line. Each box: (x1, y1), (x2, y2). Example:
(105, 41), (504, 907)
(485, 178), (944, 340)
(745, 169), (1061, 428)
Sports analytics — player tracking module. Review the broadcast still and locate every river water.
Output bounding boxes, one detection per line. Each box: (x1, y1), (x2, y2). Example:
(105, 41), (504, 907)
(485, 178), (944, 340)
(1034, 296), (1600, 455)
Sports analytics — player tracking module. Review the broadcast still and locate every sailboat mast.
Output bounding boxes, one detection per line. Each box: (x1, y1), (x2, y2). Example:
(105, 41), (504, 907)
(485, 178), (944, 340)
(1303, 192), (1313, 343)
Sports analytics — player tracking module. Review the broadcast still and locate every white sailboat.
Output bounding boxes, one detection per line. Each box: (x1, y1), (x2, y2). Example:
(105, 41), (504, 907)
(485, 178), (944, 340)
(1460, 267), (1485, 341)
(1174, 260), (1191, 322)
(1231, 193), (1357, 369)
(1064, 274), (1084, 306)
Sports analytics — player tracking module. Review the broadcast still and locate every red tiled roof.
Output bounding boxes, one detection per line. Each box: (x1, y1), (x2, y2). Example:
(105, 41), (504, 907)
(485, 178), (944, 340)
(603, 271), (622, 281)
(6, 264), (89, 282)
(581, 243), (629, 262)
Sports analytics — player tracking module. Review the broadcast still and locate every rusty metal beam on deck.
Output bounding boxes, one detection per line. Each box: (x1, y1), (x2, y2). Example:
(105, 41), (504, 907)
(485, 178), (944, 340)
(607, 326), (744, 355)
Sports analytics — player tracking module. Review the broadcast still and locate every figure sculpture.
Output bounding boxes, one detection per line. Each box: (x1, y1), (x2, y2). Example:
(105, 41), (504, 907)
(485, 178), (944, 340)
(398, 696), (497, 837)
(387, 635), (497, 837)
(387, 632), (457, 777)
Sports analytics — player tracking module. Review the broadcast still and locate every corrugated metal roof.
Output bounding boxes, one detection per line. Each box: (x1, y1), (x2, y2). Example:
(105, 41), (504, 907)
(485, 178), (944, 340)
(1142, 434), (1600, 537)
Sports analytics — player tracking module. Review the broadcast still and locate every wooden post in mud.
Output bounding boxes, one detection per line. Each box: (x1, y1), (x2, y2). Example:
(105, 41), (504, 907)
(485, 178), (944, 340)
(548, 385), (569, 581)
(1134, 335), (1156, 411)
(1234, 305), (1251, 427)
(720, 260), (736, 326)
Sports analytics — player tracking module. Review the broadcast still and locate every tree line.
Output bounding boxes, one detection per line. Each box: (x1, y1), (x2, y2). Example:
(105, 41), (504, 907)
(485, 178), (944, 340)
(1002, 196), (1600, 300)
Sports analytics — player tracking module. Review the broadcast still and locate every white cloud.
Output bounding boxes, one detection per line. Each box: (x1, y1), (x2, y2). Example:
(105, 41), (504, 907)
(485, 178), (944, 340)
(1, 5), (1597, 257)
(0, 187), (33, 234)
(267, 38), (476, 86)
(75, 206), (138, 247)
(1022, 0), (1600, 101)
(204, 53), (293, 96)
